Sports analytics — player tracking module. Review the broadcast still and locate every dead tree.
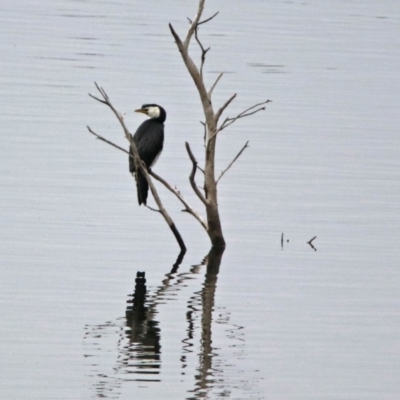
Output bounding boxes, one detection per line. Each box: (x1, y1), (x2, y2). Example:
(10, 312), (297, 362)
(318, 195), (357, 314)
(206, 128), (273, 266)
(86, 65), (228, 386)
(87, 0), (271, 251)
(169, 0), (271, 248)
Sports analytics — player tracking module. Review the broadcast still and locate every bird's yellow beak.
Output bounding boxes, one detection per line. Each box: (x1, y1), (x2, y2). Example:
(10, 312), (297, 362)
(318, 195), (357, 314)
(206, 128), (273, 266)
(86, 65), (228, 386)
(135, 108), (148, 115)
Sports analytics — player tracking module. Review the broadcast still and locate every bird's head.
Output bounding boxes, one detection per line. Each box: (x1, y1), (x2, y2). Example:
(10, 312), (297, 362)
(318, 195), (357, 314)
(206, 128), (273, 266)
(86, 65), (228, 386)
(135, 104), (166, 122)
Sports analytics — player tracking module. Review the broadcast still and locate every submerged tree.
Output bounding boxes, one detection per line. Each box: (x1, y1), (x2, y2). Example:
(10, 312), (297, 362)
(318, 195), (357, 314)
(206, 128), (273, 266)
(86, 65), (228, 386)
(88, 0), (270, 250)
(169, 0), (270, 247)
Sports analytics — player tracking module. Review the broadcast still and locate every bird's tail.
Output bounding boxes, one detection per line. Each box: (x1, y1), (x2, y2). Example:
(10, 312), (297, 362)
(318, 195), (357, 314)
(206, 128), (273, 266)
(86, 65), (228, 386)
(136, 171), (148, 206)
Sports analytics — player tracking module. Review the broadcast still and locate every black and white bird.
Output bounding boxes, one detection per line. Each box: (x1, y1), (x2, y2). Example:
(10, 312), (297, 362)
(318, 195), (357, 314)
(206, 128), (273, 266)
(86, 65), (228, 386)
(129, 104), (166, 205)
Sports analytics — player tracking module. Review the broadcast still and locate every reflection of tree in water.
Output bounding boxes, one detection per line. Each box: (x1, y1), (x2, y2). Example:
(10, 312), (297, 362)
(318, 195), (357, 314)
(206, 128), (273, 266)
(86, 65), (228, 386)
(183, 247), (223, 396)
(184, 247), (254, 399)
(83, 248), (261, 399)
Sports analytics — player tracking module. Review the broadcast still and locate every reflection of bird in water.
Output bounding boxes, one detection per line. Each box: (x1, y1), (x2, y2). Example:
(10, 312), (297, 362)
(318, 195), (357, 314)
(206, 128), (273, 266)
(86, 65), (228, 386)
(129, 104), (166, 205)
(125, 272), (161, 373)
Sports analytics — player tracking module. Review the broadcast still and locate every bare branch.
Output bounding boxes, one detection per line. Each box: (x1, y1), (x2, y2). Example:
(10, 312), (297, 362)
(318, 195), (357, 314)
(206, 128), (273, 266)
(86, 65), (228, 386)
(184, 0), (205, 50)
(88, 93), (106, 105)
(88, 82), (109, 104)
(307, 236), (317, 251)
(198, 11), (219, 25)
(233, 99), (272, 119)
(150, 170), (208, 232)
(88, 83), (186, 253)
(216, 141), (249, 184)
(215, 92), (237, 124)
(169, 22), (206, 107)
(210, 99), (272, 140)
(185, 142), (209, 206)
(169, 23), (184, 50)
(186, 11), (219, 79)
(200, 120), (207, 144)
(170, 8), (217, 146)
(169, 22), (207, 110)
(195, 28), (210, 77)
(188, 11), (219, 26)
(146, 205), (161, 213)
(87, 126), (129, 154)
(208, 72), (223, 98)
(88, 83), (132, 143)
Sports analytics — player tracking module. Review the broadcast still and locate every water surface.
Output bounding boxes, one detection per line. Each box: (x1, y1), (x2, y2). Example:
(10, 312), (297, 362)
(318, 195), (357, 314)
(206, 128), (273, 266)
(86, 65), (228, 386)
(1, 0), (399, 399)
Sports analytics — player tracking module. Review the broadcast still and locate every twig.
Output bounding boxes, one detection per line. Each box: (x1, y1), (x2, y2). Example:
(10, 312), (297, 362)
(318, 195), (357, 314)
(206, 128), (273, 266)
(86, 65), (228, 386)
(198, 11), (219, 25)
(208, 72), (223, 98)
(307, 236), (317, 251)
(195, 27), (209, 77)
(200, 120), (207, 145)
(185, 142), (209, 206)
(215, 93), (237, 124)
(146, 205), (161, 213)
(210, 99), (272, 140)
(307, 236), (317, 244)
(189, 11), (219, 26)
(216, 141), (249, 184)
(87, 126), (129, 154)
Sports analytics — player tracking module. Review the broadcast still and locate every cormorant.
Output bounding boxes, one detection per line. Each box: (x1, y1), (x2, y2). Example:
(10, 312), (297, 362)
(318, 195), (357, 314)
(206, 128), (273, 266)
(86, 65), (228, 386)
(129, 104), (166, 205)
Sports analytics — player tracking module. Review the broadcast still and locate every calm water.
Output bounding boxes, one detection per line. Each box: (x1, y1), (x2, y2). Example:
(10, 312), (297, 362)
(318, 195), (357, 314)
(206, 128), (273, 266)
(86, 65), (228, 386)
(1, 0), (399, 399)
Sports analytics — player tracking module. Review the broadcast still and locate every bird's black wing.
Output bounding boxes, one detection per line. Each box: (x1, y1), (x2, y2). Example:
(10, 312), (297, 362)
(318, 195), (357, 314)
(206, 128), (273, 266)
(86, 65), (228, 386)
(129, 119), (164, 172)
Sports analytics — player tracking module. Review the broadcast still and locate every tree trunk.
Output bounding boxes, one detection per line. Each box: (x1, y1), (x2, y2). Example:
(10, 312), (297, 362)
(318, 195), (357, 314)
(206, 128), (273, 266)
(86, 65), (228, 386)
(204, 134), (225, 247)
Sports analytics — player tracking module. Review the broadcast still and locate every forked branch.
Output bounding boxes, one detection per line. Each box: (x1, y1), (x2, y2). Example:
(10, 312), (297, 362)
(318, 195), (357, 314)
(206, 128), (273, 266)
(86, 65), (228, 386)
(215, 93), (237, 124)
(89, 83), (132, 143)
(187, 11), (219, 77)
(184, 0), (205, 50)
(211, 99), (272, 140)
(150, 170), (208, 231)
